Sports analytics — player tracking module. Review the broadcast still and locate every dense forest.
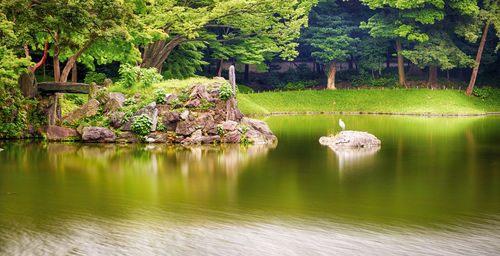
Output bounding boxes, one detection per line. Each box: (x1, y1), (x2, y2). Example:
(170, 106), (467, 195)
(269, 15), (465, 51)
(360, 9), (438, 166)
(1, 0), (499, 137)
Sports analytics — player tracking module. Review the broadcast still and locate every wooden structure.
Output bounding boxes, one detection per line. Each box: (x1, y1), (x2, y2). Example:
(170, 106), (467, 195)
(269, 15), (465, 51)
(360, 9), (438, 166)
(37, 82), (90, 95)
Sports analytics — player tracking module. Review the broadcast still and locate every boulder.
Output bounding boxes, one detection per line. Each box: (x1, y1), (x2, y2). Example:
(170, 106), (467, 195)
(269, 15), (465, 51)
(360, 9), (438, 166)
(110, 112), (125, 129)
(319, 131), (381, 148)
(98, 92), (125, 115)
(103, 78), (113, 87)
(116, 131), (140, 143)
(222, 120), (238, 132)
(63, 99), (100, 123)
(176, 119), (196, 136)
(244, 129), (276, 145)
(182, 129), (202, 144)
(121, 102), (157, 131)
(223, 130), (241, 143)
(147, 132), (171, 143)
(201, 135), (221, 144)
(180, 110), (190, 120)
(185, 98), (201, 108)
(82, 127), (116, 143)
(47, 126), (79, 141)
(241, 117), (275, 138)
(165, 94), (178, 105)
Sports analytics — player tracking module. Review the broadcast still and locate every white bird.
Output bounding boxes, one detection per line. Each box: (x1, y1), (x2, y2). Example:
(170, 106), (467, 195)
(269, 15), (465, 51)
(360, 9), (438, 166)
(339, 119), (345, 131)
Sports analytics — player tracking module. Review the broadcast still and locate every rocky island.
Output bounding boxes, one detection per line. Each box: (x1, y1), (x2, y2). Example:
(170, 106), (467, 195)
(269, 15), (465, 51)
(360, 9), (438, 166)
(47, 80), (277, 145)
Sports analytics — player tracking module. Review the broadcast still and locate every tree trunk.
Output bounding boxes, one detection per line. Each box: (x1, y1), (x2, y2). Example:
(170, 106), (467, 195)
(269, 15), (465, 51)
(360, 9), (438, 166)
(217, 58), (224, 77)
(141, 37), (183, 72)
(428, 66), (438, 87)
(72, 63), (77, 83)
(244, 64), (249, 82)
(53, 55), (60, 82)
(406, 63), (425, 77)
(18, 71), (37, 99)
(327, 62), (337, 90)
(466, 0), (497, 96)
(396, 40), (407, 88)
(60, 38), (97, 82)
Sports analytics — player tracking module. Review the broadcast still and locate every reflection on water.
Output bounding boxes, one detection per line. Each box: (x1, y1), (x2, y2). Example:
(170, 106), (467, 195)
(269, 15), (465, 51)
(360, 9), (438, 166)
(1, 115), (500, 255)
(327, 146), (380, 175)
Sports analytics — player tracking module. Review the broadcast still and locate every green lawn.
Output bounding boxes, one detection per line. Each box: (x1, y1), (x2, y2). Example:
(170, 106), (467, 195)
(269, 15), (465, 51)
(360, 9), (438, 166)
(237, 88), (500, 115)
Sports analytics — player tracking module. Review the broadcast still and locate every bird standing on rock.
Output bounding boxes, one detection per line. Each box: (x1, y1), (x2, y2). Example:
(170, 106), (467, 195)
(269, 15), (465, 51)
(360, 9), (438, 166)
(339, 119), (345, 131)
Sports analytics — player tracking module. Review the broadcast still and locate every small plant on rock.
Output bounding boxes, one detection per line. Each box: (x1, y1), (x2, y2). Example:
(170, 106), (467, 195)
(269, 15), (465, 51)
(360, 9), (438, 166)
(153, 88), (168, 104)
(124, 98), (137, 106)
(219, 82), (233, 101)
(131, 114), (152, 137)
(238, 124), (249, 133)
(217, 124), (225, 136)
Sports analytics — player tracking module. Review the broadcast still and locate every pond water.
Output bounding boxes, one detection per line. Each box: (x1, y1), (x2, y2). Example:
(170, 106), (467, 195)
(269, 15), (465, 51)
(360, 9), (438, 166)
(1, 115), (500, 255)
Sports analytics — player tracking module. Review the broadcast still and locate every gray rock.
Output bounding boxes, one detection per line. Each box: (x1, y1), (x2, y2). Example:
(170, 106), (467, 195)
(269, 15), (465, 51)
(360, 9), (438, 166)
(319, 131), (381, 148)
(241, 117), (275, 137)
(103, 78), (113, 87)
(164, 111), (180, 123)
(116, 131), (140, 143)
(151, 108), (158, 132)
(201, 135), (221, 144)
(121, 102), (157, 131)
(180, 110), (190, 120)
(175, 120), (196, 136)
(183, 129), (202, 144)
(165, 94), (178, 104)
(47, 126), (79, 141)
(185, 98), (201, 108)
(110, 112), (125, 129)
(82, 127), (116, 143)
(223, 130), (241, 143)
(63, 99), (100, 123)
(222, 120), (238, 132)
(147, 132), (172, 143)
(109, 92), (126, 106)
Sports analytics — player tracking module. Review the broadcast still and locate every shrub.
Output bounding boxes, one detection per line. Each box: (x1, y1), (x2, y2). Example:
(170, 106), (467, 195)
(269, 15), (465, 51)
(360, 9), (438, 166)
(237, 84), (254, 94)
(131, 114), (153, 136)
(124, 98), (136, 106)
(153, 88), (168, 104)
(84, 71), (107, 85)
(219, 82), (233, 101)
(118, 64), (163, 88)
(283, 81), (305, 91)
(473, 87), (493, 100)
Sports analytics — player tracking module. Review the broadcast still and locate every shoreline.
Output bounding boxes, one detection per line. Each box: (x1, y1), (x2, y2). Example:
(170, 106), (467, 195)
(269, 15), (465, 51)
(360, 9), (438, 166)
(246, 111), (500, 117)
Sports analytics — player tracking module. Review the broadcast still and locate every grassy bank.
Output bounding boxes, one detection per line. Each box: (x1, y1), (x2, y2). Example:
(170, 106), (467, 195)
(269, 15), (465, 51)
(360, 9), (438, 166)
(237, 89), (500, 115)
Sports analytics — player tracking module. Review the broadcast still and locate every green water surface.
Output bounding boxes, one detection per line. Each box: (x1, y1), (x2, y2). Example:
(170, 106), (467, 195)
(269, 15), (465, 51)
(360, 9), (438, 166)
(1, 115), (499, 255)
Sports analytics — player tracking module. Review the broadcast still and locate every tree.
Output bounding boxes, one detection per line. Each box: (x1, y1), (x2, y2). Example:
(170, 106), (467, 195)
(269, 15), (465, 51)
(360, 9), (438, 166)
(401, 32), (475, 86)
(139, 0), (316, 72)
(301, 0), (360, 90)
(466, 0), (499, 96)
(360, 0), (448, 87)
(5, 0), (137, 83)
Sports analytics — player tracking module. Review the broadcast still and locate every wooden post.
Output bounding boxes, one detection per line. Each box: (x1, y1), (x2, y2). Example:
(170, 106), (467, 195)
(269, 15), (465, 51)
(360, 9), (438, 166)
(229, 65), (236, 95)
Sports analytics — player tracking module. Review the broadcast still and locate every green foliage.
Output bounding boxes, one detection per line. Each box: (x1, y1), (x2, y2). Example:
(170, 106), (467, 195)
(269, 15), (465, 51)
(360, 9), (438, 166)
(283, 82), (306, 91)
(157, 122), (166, 132)
(153, 88), (168, 104)
(401, 33), (476, 70)
(473, 87), (494, 99)
(239, 125), (249, 133)
(131, 114), (152, 137)
(217, 124), (225, 137)
(63, 94), (85, 106)
(240, 134), (251, 145)
(237, 84), (254, 94)
(162, 42), (208, 79)
(119, 64), (163, 88)
(219, 82), (234, 101)
(124, 98), (137, 106)
(84, 71), (107, 85)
